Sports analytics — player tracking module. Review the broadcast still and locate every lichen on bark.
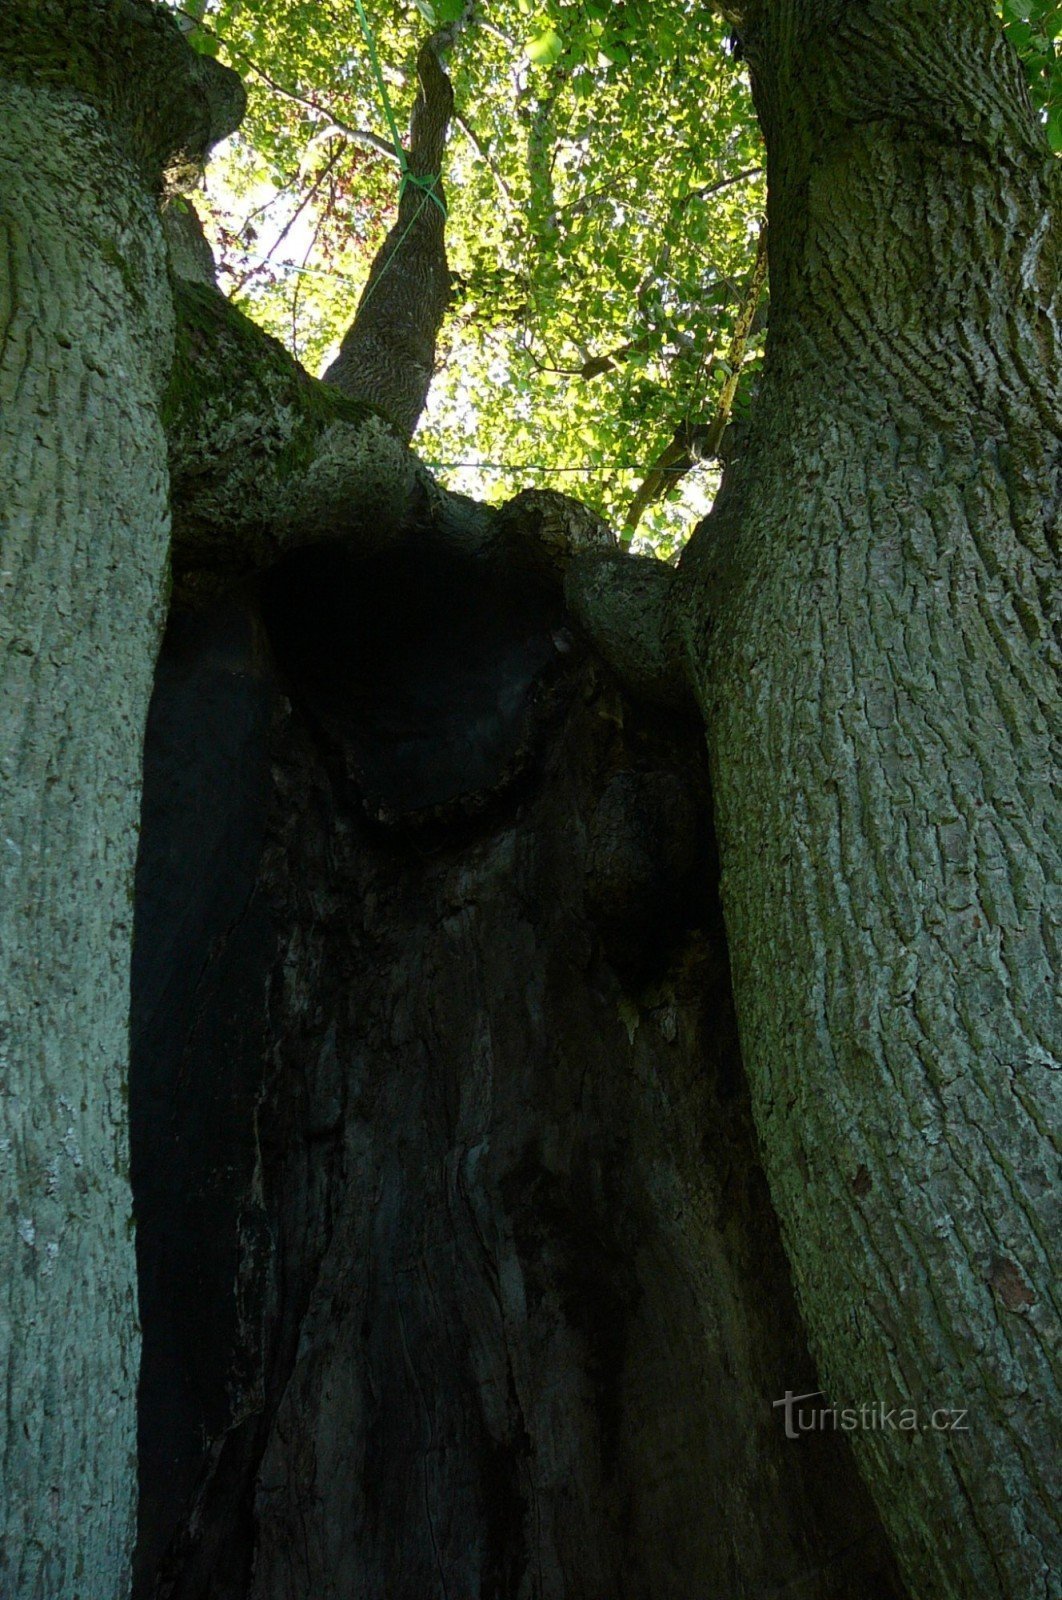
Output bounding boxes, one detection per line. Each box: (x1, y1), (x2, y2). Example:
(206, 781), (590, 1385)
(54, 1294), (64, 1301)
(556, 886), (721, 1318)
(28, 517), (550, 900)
(164, 279), (417, 584)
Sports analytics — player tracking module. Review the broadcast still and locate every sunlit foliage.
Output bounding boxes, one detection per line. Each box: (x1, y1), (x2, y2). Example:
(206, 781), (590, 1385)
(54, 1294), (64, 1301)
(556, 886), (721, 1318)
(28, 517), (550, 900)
(169, 0), (1059, 554)
(168, 0), (761, 553)
(1001, 0), (1062, 142)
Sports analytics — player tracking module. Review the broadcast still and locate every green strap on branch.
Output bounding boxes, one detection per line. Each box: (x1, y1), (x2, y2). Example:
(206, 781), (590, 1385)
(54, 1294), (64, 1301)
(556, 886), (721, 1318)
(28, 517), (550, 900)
(352, 0), (448, 219)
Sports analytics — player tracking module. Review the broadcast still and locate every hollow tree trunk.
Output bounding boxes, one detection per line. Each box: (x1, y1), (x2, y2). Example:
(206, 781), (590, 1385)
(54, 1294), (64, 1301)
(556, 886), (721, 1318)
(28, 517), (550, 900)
(678, 4), (1061, 1596)
(0, 8), (240, 1593)
(130, 543), (905, 1600)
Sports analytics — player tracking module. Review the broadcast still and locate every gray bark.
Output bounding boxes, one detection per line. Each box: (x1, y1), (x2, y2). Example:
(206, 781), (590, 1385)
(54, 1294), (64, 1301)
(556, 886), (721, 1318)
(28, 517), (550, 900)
(565, 550), (691, 710)
(164, 279), (415, 589)
(677, 4), (1061, 1596)
(0, 6), (241, 1594)
(162, 197), (220, 288)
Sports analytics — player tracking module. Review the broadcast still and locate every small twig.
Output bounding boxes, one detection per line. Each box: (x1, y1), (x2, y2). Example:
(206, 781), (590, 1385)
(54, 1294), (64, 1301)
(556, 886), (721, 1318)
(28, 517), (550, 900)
(291, 206), (326, 361)
(304, 123), (399, 162)
(475, 18), (517, 49)
(621, 222), (768, 542)
(681, 166), (763, 207)
(239, 172), (302, 229)
(228, 146), (341, 295)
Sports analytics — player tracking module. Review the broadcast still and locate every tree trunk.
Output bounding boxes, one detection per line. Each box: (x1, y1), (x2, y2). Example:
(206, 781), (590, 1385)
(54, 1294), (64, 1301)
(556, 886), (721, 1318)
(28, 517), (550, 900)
(4, 3), (1058, 1596)
(0, 83), (163, 1600)
(130, 543), (906, 1600)
(678, 4), (1061, 1596)
(0, 8), (240, 1593)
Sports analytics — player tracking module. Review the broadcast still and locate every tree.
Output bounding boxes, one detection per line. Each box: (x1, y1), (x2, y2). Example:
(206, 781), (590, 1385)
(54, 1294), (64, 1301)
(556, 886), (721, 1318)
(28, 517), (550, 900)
(0, 9), (244, 1595)
(0, 3), (1058, 1599)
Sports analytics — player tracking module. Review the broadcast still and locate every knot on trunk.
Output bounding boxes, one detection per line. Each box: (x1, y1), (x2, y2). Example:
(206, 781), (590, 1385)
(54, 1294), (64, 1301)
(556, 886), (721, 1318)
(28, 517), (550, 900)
(492, 488), (615, 579)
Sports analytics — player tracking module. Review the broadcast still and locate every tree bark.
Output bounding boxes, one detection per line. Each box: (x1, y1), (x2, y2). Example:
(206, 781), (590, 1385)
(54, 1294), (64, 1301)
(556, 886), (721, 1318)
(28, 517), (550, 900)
(0, 7), (241, 1594)
(164, 278), (415, 587)
(678, 4), (1061, 1595)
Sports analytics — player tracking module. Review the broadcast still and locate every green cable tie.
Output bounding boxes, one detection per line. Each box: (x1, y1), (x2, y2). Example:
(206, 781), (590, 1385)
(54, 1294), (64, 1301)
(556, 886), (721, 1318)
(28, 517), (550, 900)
(400, 170), (448, 218)
(347, 0), (450, 315)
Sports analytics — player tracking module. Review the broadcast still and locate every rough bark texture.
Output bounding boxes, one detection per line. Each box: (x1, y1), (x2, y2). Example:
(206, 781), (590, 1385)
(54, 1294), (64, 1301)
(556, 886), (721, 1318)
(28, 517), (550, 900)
(323, 40), (456, 439)
(5, 3), (1058, 1596)
(162, 285), (625, 598)
(678, 4), (1061, 1596)
(165, 278), (415, 587)
(565, 550), (691, 711)
(0, 82), (161, 1597)
(0, 6), (241, 1594)
(130, 546), (906, 1600)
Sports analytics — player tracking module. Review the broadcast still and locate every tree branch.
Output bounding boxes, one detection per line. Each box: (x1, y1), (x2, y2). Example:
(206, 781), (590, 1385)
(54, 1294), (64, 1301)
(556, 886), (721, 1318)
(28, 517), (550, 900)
(230, 146), (342, 296)
(322, 35), (458, 439)
(304, 122), (399, 161)
(164, 280), (415, 586)
(621, 435), (695, 541)
(172, 8), (397, 163)
(682, 166), (763, 206)
(455, 111), (513, 211)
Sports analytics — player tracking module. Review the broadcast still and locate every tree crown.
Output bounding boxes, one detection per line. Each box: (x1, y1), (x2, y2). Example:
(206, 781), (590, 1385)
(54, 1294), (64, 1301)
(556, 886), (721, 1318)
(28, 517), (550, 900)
(170, 0), (1060, 554)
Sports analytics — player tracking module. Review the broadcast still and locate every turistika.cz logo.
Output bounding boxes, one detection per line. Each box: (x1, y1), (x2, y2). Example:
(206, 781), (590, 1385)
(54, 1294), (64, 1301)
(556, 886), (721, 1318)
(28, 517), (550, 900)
(773, 1390), (970, 1440)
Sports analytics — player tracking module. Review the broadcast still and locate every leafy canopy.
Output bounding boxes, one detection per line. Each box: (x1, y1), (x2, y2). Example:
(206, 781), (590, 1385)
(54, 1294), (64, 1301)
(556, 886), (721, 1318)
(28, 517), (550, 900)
(171, 0), (1060, 555)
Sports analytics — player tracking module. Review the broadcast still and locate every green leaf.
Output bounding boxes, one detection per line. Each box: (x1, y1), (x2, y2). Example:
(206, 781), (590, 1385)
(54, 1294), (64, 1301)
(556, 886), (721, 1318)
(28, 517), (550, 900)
(527, 27), (565, 64)
(195, 0), (765, 557)
(1048, 101), (1062, 149)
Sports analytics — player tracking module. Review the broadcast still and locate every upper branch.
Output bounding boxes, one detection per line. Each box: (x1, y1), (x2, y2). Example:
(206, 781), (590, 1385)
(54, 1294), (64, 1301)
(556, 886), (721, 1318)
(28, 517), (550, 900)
(321, 35), (459, 440)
